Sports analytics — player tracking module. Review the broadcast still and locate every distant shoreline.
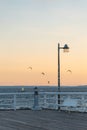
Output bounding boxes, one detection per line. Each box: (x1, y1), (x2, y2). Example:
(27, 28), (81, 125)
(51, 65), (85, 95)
(0, 85), (86, 92)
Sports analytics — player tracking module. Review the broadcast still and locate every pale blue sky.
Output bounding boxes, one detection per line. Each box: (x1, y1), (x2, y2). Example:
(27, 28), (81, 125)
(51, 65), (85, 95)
(0, 0), (87, 85)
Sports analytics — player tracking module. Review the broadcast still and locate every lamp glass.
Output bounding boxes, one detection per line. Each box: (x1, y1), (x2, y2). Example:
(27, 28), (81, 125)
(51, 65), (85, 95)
(63, 44), (69, 52)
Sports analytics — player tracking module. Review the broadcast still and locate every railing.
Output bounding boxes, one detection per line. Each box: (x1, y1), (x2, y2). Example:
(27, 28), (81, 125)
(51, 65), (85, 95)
(39, 92), (87, 112)
(0, 92), (34, 110)
(0, 91), (87, 112)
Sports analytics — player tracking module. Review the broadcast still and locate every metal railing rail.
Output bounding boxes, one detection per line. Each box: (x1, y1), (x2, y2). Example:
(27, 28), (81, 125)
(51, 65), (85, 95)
(0, 91), (87, 112)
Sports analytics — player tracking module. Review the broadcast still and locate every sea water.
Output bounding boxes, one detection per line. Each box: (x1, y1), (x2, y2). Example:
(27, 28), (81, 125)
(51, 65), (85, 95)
(0, 86), (87, 110)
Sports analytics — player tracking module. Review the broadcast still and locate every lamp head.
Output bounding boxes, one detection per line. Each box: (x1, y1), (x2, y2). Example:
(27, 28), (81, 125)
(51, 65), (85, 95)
(63, 44), (69, 52)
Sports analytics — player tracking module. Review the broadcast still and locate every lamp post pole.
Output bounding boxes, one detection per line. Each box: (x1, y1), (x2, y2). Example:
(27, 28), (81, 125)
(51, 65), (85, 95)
(58, 43), (60, 110)
(57, 43), (69, 110)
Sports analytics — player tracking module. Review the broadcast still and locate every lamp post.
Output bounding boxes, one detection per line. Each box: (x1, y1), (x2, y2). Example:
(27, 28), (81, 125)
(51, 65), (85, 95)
(58, 43), (69, 110)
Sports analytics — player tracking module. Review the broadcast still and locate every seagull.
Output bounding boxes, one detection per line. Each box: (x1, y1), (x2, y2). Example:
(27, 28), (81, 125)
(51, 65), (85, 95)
(41, 72), (45, 75)
(67, 69), (72, 73)
(48, 81), (50, 84)
(27, 66), (32, 70)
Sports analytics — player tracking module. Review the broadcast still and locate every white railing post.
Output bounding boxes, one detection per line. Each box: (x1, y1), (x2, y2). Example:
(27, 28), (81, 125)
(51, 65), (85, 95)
(44, 94), (47, 108)
(55, 94), (58, 110)
(13, 94), (16, 111)
(81, 95), (85, 111)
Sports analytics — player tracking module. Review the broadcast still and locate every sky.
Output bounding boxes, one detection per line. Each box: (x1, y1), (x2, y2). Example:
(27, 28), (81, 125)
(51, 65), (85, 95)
(0, 0), (87, 86)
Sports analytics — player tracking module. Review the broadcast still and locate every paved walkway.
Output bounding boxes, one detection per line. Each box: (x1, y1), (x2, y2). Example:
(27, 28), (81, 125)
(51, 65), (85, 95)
(0, 110), (87, 130)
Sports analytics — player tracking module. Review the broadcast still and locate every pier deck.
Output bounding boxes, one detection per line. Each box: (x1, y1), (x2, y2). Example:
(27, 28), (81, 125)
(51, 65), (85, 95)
(0, 110), (87, 130)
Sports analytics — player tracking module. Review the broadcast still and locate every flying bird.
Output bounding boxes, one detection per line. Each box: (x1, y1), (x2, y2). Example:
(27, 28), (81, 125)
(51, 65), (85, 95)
(27, 66), (32, 70)
(41, 72), (45, 75)
(48, 81), (50, 84)
(67, 69), (72, 73)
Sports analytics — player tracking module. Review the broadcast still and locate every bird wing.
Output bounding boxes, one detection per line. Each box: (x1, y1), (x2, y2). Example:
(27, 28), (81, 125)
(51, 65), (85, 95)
(67, 70), (72, 73)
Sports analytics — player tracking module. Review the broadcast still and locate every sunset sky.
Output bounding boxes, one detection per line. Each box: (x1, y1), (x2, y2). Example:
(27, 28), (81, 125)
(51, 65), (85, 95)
(0, 0), (87, 86)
